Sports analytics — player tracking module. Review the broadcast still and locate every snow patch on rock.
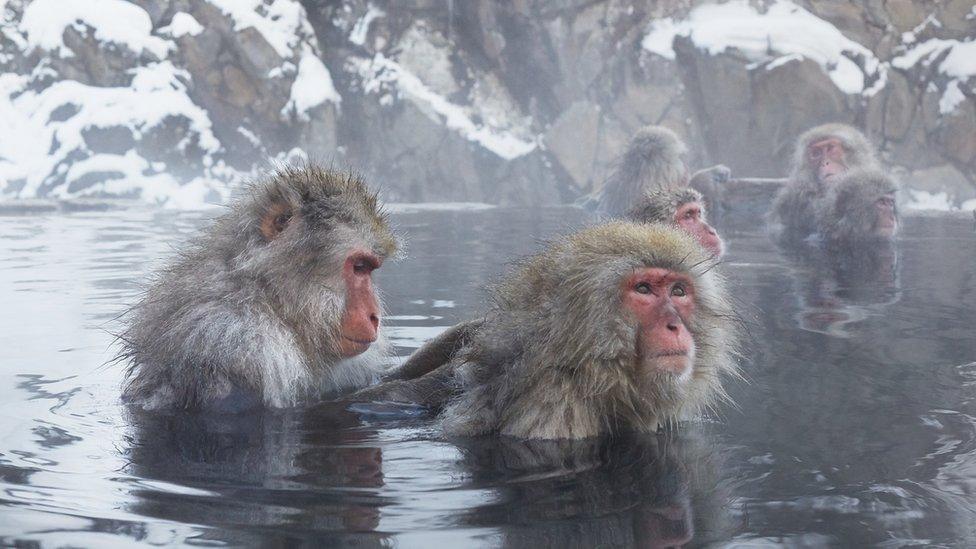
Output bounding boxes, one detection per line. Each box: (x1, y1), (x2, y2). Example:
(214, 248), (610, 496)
(351, 53), (537, 160)
(20, 0), (170, 58)
(892, 39), (976, 114)
(642, 0), (884, 95)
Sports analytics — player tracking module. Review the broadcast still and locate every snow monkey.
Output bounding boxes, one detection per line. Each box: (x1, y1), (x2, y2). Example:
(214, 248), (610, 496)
(628, 186), (725, 258)
(595, 125), (731, 217)
(351, 222), (740, 440)
(815, 168), (898, 243)
(118, 165), (399, 412)
(770, 123), (881, 237)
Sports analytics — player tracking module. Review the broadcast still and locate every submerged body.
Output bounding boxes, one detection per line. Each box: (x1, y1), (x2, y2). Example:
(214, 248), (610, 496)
(770, 123), (882, 238)
(118, 166), (398, 412)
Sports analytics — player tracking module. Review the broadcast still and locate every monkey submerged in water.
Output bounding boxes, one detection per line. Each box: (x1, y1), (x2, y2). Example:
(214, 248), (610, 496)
(594, 125), (730, 217)
(118, 166), (398, 413)
(770, 123), (881, 238)
(628, 186), (725, 258)
(815, 168), (898, 243)
(352, 222), (740, 440)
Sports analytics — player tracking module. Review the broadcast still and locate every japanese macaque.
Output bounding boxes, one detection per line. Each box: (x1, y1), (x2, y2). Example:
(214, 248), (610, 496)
(628, 186), (725, 258)
(353, 222), (740, 440)
(595, 125), (730, 217)
(118, 166), (399, 412)
(815, 169), (898, 243)
(770, 123), (881, 237)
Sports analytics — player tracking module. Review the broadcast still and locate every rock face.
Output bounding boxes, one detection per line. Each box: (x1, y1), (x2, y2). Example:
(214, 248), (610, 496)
(0, 0), (974, 208)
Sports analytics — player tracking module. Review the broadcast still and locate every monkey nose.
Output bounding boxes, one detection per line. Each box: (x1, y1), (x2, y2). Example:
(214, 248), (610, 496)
(369, 313), (379, 330)
(666, 322), (680, 332)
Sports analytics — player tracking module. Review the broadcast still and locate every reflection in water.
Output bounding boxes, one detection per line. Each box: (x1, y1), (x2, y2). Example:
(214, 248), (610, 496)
(455, 430), (736, 547)
(123, 404), (390, 544)
(0, 208), (975, 545)
(785, 240), (900, 337)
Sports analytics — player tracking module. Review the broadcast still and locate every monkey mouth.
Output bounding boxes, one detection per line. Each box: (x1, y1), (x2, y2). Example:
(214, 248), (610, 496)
(339, 336), (375, 356)
(654, 350), (688, 357)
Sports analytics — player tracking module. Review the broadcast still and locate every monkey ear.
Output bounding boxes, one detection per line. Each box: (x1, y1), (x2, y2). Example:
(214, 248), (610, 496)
(259, 203), (293, 241)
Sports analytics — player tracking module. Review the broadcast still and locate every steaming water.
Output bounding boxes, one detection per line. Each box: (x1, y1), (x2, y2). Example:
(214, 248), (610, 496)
(1, 206), (975, 546)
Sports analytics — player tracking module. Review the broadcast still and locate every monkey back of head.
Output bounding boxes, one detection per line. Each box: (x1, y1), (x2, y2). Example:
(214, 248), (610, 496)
(627, 187), (704, 224)
(815, 168), (898, 243)
(441, 222), (740, 439)
(597, 126), (689, 217)
(772, 123), (881, 236)
(119, 165), (398, 412)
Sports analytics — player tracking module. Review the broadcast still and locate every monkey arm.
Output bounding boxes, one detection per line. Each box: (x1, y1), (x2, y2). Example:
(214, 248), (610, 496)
(383, 318), (484, 381)
(345, 359), (460, 409)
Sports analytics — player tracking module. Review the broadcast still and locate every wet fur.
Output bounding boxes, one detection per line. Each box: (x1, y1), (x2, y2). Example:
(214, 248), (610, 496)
(597, 126), (689, 217)
(815, 168), (898, 243)
(117, 165), (398, 412)
(770, 123), (881, 237)
(627, 187), (706, 225)
(440, 222), (740, 439)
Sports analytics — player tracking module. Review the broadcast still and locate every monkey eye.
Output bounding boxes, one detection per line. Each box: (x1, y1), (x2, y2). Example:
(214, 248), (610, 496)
(634, 282), (653, 295)
(351, 256), (379, 275)
(670, 283), (687, 297)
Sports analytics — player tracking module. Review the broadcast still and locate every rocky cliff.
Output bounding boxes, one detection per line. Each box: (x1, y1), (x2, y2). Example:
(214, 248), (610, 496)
(1, 0), (974, 209)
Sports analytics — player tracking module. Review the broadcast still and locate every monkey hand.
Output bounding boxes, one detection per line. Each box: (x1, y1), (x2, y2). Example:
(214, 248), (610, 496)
(707, 164), (732, 184)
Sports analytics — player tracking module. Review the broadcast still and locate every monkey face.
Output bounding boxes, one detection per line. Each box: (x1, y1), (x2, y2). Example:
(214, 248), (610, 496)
(673, 201), (724, 258)
(621, 267), (697, 381)
(873, 195), (898, 237)
(807, 138), (848, 183)
(338, 252), (383, 357)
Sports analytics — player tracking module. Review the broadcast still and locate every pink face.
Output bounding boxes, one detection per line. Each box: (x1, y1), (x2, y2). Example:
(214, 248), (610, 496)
(338, 251), (382, 357)
(874, 195), (897, 237)
(674, 202), (724, 258)
(622, 268), (697, 377)
(808, 138), (848, 183)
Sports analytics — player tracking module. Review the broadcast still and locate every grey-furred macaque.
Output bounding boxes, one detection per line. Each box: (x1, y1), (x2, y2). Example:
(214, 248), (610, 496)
(595, 125), (731, 217)
(118, 165), (399, 412)
(628, 186), (725, 258)
(770, 123), (881, 238)
(814, 168), (898, 243)
(350, 222), (740, 440)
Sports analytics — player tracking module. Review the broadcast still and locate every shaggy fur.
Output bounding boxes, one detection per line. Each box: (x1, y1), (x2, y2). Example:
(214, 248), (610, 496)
(117, 165), (398, 412)
(770, 123), (881, 237)
(596, 126), (689, 217)
(815, 168), (898, 243)
(627, 187), (706, 225)
(437, 222), (740, 439)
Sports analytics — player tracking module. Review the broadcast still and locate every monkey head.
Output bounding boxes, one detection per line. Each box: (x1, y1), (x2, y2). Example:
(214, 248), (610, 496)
(597, 125), (690, 217)
(239, 166), (399, 359)
(628, 187), (725, 258)
(791, 123), (880, 189)
(445, 222), (740, 439)
(815, 169), (898, 243)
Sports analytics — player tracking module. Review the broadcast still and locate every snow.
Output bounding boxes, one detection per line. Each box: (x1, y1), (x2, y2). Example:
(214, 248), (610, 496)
(208, 0), (311, 59)
(20, 0), (170, 58)
(0, 61), (222, 203)
(352, 53), (537, 160)
(893, 39), (976, 114)
(350, 5), (385, 46)
(641, 0), (883, 95)
(284, 46), (341, 119)
(903, 190), (976, 212)
(161, 12), (204, 39)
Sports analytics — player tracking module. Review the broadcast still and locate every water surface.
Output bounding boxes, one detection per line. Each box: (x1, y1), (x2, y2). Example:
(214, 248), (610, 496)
(1, 206), (974, 546)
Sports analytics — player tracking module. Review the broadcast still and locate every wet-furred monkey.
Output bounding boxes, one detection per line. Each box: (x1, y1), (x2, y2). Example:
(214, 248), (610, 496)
(628, 186), (725, 258)
(352, 222), (741, 440)
(118, 165), (399, 412)
(770, 123), (881, 238)
(595, 125), (731, 217)
(815, 169), (898, 243)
